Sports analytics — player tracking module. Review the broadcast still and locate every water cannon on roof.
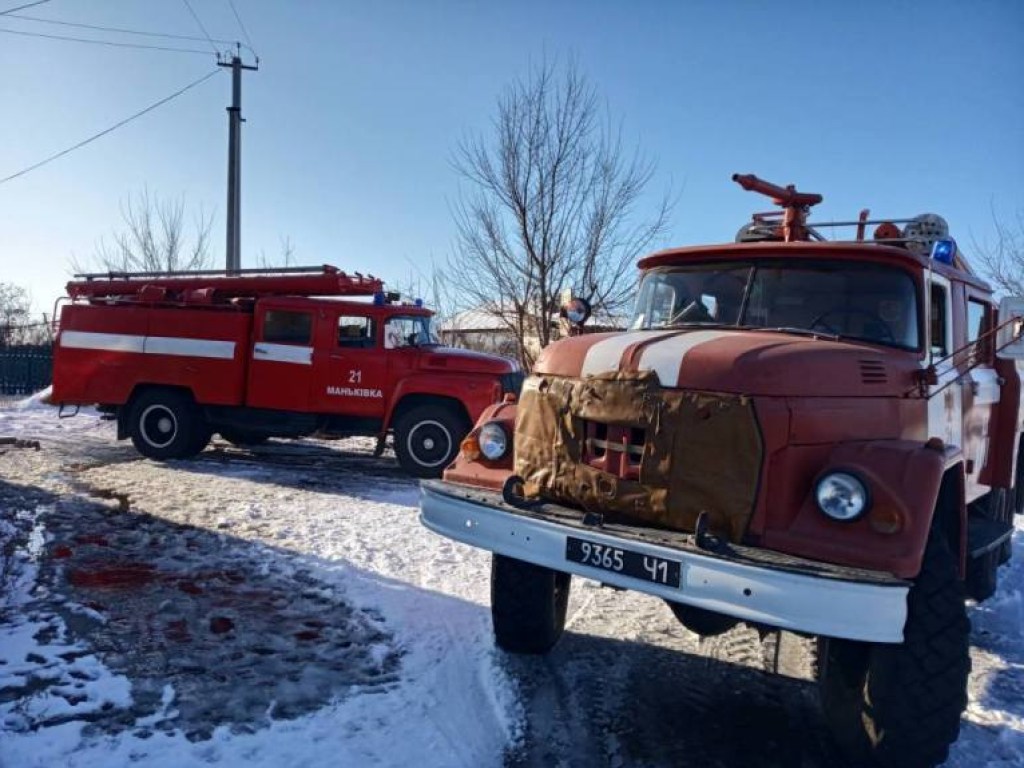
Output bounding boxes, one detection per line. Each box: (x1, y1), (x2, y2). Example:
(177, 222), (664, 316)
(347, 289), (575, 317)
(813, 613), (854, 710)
(732, 173), (824, 243)
(731, 173), (971, 273)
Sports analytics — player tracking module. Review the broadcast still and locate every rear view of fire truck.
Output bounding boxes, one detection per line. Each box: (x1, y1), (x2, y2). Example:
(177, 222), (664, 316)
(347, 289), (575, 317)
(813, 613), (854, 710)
(52, 266), (521, 476)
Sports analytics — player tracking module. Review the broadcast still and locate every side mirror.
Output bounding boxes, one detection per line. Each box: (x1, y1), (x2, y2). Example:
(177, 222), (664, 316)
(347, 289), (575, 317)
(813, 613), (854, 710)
(997, 297), (1024, 360)
(560, 297), (591, 328)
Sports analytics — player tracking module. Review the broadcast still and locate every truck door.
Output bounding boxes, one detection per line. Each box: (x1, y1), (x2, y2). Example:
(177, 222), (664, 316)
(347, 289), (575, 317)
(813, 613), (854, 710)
(247, 305), (316, 410)
(925, 276), (997, 503)
(963, 292), (1000, 500)
(926, 274), (965, 463)
(312, 311), (388, 419)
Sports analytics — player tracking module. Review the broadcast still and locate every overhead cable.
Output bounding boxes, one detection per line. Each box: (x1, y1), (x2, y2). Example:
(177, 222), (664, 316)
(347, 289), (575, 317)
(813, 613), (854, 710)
(226, 0), (255, 54)
(180, 0), (219, 55)
(0, 0), (51, 15)
(0, 25), (213, 54)
(5, 12), (237, 45)
(0, 69), (222, 186)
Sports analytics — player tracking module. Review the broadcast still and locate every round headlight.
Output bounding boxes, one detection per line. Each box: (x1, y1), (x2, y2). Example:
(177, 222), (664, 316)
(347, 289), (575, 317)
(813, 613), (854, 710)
(478, 422), (509, 461)
(815, 472), (869, 521)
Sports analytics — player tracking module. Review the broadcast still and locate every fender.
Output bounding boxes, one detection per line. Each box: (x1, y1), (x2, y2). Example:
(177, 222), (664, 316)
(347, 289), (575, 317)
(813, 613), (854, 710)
(383, 373), (502, 433)
(442, 401), (518, 491)
(761, 439), (956, 579)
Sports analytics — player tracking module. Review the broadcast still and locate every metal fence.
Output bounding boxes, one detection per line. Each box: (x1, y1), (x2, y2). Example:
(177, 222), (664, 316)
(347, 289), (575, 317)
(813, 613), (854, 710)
(0, 344), (53, 396)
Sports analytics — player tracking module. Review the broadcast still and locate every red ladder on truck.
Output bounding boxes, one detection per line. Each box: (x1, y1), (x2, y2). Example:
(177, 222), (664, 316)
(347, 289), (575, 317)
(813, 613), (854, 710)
(66, 265), (385, 305)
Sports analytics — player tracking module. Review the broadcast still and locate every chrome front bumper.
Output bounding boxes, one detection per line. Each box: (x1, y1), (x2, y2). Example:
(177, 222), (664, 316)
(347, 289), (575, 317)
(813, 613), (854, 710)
(420, 480), (910, 643)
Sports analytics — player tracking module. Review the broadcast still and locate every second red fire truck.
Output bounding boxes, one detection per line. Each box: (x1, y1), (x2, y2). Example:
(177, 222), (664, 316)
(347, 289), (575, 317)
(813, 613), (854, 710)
(51, 266), (522, 477)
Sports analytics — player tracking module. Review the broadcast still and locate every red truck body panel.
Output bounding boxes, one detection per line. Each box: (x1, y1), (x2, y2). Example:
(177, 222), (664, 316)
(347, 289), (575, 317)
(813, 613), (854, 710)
(54, 304), (251, 406)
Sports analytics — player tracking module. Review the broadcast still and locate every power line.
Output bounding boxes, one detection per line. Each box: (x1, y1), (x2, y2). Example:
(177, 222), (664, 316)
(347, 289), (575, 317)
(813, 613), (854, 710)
(0, 69), (221, 186)
(180, 0), (219, 56)
(0, 25), (213, 54)
(226, 0), (255, 54)
(0, 0), (51, 14)
(5, 12), (238, 45)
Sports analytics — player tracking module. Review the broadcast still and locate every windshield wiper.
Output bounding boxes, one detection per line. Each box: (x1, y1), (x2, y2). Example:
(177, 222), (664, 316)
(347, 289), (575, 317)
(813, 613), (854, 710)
(742, 326), (839, 340)
(662, 321), (737, 330)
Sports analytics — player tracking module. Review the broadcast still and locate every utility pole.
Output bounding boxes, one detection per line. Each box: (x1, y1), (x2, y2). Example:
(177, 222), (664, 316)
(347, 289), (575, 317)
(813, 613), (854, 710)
(219, 48), (258, 273)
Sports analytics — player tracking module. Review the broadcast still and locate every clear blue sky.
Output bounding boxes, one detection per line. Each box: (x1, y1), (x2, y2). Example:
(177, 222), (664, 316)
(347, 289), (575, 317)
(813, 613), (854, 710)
(2, 0), (1022, 316)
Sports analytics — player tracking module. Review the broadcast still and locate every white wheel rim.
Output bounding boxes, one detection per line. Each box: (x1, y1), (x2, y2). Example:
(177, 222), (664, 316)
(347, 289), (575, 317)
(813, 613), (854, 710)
(139, 404), (178, 448)
(406, 420), (452, 468)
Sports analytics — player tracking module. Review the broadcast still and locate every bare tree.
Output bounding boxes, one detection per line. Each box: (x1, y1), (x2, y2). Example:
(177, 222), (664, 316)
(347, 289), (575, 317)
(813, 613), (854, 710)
(975, 210), (1024, 296)
(0, 283), (50, 346)
(450, 59), (671, 368)
(256, 236), (297, 269)
(77, 189), (214, 274)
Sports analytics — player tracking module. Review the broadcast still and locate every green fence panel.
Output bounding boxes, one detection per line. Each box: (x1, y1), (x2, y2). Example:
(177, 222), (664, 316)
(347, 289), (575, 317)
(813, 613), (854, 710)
(0, 345), (54, 395)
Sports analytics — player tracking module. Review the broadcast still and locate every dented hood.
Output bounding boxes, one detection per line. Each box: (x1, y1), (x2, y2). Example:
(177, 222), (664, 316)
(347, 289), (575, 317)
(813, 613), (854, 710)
(533, 329), (915, 397)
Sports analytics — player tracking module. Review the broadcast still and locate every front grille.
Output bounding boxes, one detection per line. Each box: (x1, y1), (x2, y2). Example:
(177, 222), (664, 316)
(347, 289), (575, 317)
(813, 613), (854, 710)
(514, 373), (763, 542)
(582, 421), (646, 480)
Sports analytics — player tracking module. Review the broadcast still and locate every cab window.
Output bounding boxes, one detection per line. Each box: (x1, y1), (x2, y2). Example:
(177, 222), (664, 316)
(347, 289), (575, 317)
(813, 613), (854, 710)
(967, 299), (990, 362)
(384, 315), (437, 349)
(930, 284), (948, 357)
(263, 310), (312, 345)
(337, 316), (374, 348)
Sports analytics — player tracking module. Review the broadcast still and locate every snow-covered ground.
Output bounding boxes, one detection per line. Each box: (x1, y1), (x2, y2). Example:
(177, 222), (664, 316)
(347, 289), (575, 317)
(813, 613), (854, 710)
(1, 395), (1022, 767)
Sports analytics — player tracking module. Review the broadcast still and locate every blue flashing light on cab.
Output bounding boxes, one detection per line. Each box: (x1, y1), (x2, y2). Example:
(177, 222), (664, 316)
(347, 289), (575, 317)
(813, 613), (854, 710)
(931, 239), (957, 265)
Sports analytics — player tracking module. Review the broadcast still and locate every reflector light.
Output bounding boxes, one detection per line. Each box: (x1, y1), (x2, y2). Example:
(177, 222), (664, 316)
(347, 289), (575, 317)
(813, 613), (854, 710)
(414, 298), (424, 307)
(373, 292), (385, 305)
(460, 433), (481, 461)
(931, 239), (956, 265)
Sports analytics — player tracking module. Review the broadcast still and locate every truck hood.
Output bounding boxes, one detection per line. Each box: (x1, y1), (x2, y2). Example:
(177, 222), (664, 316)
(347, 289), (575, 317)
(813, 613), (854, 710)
(533, 329), (919, 397)
(417, 345), (518, 375)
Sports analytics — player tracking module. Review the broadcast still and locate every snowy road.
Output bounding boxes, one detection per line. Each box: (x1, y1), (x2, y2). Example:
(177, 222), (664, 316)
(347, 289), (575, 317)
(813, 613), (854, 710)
(1, 399), (1022, 767)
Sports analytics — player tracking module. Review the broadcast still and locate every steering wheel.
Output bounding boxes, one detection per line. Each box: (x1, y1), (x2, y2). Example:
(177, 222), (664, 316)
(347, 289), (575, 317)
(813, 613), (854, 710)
(809, 307), (896, 343)
(669, 299), (713, 325)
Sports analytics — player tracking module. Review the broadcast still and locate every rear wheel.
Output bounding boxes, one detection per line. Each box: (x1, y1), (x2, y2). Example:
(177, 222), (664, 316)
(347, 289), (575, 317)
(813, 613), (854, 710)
(128, 389), (207, 460)
(393, 405), (468, 478)
(491, 554), (571, 655)
(818, 530), (970, 768)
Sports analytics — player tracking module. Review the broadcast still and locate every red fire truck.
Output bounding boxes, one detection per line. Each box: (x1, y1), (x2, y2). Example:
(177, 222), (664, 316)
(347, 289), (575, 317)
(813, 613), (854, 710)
(420, 176), (1024, 766)
(52, 266), (522, 477)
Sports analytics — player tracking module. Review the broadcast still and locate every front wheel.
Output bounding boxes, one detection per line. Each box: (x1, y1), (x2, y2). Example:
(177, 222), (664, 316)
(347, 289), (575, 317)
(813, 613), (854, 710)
(818, 530), (970, 768)
(491, 554), (571, 655)
(392, 405), (468, 478)
(128, 389), (207, 460)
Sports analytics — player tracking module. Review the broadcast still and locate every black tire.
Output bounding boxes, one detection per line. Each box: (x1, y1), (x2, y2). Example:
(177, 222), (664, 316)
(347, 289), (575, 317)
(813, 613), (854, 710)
(491, 554), (571, 655)
(128, 389), (206, 460)
(392, 404), (468, 479)
(818, 531), (970, 768)
(666, 601), (738, 637)
(218, 428), (269, 447)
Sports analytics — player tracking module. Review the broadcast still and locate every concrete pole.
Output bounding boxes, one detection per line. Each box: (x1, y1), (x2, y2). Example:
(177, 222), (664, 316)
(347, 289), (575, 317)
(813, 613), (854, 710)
(219, 52), (257, 273)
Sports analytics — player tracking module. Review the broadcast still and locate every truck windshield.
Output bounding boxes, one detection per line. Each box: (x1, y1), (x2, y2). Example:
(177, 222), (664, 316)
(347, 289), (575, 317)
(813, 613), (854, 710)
(384, 315), (440, 349)
(630, 260), (920, 350)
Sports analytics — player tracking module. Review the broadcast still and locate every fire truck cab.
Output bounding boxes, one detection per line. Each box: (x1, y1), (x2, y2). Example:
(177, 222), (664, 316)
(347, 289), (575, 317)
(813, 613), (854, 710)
(52, 266), (522, 477)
